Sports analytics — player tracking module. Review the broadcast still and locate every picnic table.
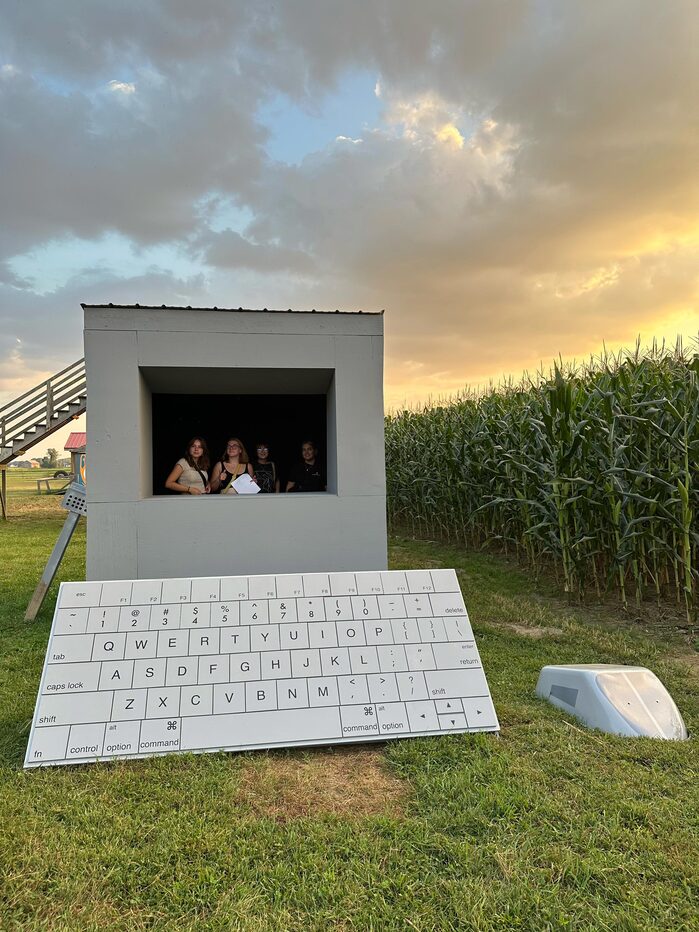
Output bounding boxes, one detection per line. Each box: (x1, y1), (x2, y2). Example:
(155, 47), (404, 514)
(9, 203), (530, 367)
(36, 475), (73, 495)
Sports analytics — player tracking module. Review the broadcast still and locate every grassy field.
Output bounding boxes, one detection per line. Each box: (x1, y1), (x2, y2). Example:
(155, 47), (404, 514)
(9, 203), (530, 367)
(0, 496), (697, 930)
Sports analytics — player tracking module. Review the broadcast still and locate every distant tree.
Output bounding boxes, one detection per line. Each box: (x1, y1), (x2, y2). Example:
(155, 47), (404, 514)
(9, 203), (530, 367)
(47, 448), (59, 468)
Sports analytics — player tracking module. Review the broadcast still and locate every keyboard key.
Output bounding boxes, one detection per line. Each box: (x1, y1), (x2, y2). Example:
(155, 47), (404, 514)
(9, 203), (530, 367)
(425, 668), (490, 700)
(48, 634), (94, 664)
(99, 660), (134, 690)
(54, 608), (89, 636)
(219, 576), (249, 601)
(320, 647), (350, 676)
(132, 580), (163, 605)
(211, 602), (240, 626)
(275, 574), (304, 598)
(324, 596), (353, 621)
(351, 595), (379, 620)
(165, 658), (198, 687)
(439, 712), (467, 730)
(430, 569), (460, 592)
(380, 572), (408, 594)
(429, 592), (467, 616)
(269, 599), (298, 623)
(99, 581), (133, 607)
(337, 621), (366, 647)
(189, 630), (221, 656)
(277, 678), (310, 709)
(442, 617), (474, 641)
(396, 671), (428, 701)
(298, 598), (325, 622)
(157, 631), (190, 658)
(377, 596), (406, 619)
(250, 626), (279, 651)
(338, 674), (370, 705)
(66, 723), (106, 760)
(340, 704), (379, 737)
(260, 650), (292, 680)
(87, 607), (120, 633)
(124, 632), (158, 660)
(26, 725), (71, 765)
(248, 576), (277, 599)
(190, 577), (221, 602)
(111, 690), (147, 721)
(302, 574), (331, 597)
(435, 699), (462, 714)
(241, 601), (269, 625)
(403, 594), (432, 617)
(308, 677), (339, 707)
(407, 571), (434, 593)
(229, 653), (261, 681)
(461, 697), (499, 730)
(180, 707), (341, 751)
(180, 684), (212, 716)
(161, 578), (192, 603)
(308, 622), (338, 648)
(119, 605), (151, 632)
(133, 658), (166, 688)
(431, 642), (481, 670)
(353, 572), (384, 595)
(405, 644), (436, 671)
(103, 721), (140, 757)
(246, 681), (277, 711)
(365, 622), (393, 645)
(406, 700), (439, 731)
(43, 662), (100, 695)
(35, 691), (113, 727)
(279, 623), (309, 650)
(348, 646), (380, 675)
(59, 582), (103, 608)
(146, 687), (180, 718)
(390, 618), (420, 644)
(367, 673), (399, 703)
(213, 683), (245, 714)
(291, 650), (322, 678)
(139, 717), (181, 753)
(149, 604), (182, 630)
(329, 572), (357, 595)
(377, 645), (408, 672)
(376, 702), (409, 735)
(220, 627), (251, 653)
(198, 655), (230, 684)
(417, 617), (448, 643)
(181, 603), (211, 628)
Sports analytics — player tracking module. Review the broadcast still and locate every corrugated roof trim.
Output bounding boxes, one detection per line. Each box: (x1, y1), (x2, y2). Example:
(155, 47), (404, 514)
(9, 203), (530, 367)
(81, 303), (383, 315)
(65, 431), (87, 451)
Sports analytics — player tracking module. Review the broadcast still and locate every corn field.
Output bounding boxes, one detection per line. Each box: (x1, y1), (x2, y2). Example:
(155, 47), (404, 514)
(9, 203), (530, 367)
(385, 340), (699, 621)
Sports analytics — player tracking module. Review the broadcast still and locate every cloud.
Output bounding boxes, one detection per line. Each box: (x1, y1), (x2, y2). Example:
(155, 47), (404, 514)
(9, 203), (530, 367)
(0, 1), (697, 407)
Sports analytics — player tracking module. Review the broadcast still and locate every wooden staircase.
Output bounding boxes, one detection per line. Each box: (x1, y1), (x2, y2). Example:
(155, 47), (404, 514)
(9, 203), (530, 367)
(0, 358), (86, 517)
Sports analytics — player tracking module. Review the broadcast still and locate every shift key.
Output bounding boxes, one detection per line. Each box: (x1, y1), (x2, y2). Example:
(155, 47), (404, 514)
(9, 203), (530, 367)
(425, 668), (490, 700)
(34, 691), (113, 727)
(47, 634), (95, 664)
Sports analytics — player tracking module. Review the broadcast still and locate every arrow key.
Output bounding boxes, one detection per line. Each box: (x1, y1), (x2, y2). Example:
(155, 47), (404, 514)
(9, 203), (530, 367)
(461, 697), (499, 730)
(405, 700), (439, 732)
(438, 712), (467, 731)
(435, 698), (463, 715)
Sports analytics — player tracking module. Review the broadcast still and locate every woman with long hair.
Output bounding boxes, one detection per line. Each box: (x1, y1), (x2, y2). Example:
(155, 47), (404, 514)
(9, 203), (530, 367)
(165, 437), (210, 495)
(209, 437), (254, 494)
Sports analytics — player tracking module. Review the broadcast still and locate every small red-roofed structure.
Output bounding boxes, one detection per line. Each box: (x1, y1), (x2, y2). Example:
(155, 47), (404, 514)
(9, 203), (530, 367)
(64, 432), (86, 478)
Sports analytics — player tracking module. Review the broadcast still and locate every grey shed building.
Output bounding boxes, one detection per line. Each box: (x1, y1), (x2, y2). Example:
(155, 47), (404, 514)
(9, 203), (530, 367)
(83, 304), (387, 581)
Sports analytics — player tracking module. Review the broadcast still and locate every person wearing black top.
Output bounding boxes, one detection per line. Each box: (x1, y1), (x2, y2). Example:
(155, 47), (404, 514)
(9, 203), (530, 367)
(286, 440), (326, 492)
(253, 441), (279, 493)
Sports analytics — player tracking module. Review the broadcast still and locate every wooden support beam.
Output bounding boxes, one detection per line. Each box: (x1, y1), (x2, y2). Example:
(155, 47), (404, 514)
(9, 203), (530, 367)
(25, 512), (82, 621)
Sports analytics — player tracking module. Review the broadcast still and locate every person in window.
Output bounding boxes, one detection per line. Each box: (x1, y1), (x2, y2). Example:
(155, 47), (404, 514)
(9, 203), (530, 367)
(286, 440), (326, 492)
(209, 438), (254, 494)
(253, 441), (280, 493)
(165, 437), (210, 495)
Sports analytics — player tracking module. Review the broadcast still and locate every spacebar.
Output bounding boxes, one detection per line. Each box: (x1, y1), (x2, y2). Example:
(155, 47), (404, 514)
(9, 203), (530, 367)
(180, 708), (342, 751)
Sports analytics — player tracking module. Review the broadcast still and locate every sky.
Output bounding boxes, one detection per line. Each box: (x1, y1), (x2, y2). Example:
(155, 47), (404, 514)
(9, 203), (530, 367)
(1, 1), (697, 458)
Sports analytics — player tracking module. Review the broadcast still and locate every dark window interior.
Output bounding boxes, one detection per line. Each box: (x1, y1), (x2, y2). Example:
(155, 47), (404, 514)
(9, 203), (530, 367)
(152, 393), (327, 494)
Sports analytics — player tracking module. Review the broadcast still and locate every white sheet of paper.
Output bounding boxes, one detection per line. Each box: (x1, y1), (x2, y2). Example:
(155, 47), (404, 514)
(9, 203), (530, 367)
(232, 473), (260, 494)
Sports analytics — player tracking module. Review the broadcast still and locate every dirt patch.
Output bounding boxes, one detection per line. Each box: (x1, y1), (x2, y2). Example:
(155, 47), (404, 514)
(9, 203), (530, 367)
(488, 621), (563, 639)
(235, 746), (408, 821)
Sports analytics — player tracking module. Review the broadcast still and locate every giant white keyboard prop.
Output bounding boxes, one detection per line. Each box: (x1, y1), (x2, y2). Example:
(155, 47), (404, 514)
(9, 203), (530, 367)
(24, 570), (499, 768)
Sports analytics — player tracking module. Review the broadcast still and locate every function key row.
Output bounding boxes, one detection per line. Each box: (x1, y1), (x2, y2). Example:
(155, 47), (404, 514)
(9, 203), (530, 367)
(58, 569), (461, 609)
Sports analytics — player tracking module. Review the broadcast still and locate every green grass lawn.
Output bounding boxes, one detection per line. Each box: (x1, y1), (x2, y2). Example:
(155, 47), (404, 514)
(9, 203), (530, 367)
(0, 500), (697, 930)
